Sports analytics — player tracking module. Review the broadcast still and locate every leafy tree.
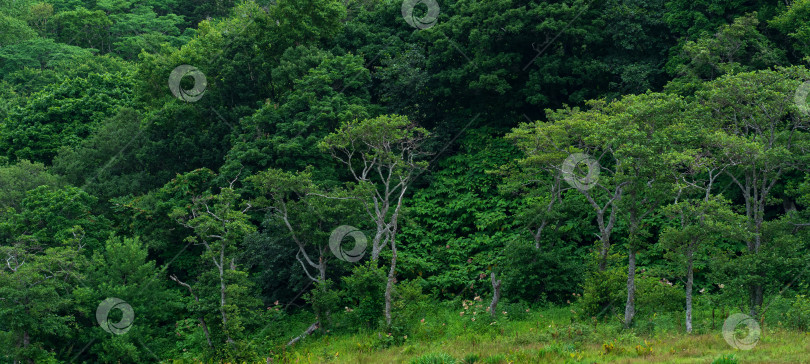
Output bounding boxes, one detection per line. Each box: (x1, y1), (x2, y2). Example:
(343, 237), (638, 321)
(661, 196), (747, 333)
(508, 103), (626, 272)
(0, 186), (109, 362)
(0, 243), (84, 363)
(698, 67), (810, 317)
(0, 38), (92, 81)
(0, 71), (135, 163)
(109, 6), (190, 60)
(49, 7), (112, 51)
(663, 0), (776, 37)
(666, 14), (786, 95)
(320, 114), (429, 325)
(267, 0), (346, 50)
(0, 159), (62, 210)
(26, 2), (54, 35)
(75, 236), (183, 363)
(0, 13), (38, 47)
(770, 0), (810, 59)
(52, 107), (149, 201)
(171, 184), (260, 360)
(223, 51), (378, 181)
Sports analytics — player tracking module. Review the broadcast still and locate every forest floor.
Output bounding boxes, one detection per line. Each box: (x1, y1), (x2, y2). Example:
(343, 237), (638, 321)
(275, 306), (810, 363)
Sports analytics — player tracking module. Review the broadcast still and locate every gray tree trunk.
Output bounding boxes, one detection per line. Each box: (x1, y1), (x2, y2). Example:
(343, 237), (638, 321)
(685, 241), (695, 333)
(623, 249), (636, 328)
(384, 234), (397, 326)
(489, 272), (502, 318)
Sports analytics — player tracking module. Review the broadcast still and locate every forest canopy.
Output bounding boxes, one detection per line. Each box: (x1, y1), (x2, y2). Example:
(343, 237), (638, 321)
(1, 0), (810, 362)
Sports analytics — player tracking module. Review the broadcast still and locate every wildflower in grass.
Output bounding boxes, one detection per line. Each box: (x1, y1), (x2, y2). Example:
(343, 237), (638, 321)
(420, 318), (425, 323)
(718, 284), (725, 289)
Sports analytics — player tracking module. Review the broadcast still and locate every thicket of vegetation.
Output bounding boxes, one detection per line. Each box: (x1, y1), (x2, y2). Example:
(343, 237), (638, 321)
(2, 0), (810, 362)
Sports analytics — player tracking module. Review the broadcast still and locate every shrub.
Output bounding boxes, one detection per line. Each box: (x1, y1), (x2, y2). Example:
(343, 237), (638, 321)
(712, 354), (738, 364)
(501, 239), (584, 304)
(410, 352), (457, 364)
(578, 267), (626, 318)
(342, 262), (387, 330)
(303, 279), (340, 329)
(391, 278), (433, 333)
(782, 294), (810, 331)
(578, 266), (684, 321)
(461, 353), (479, 363)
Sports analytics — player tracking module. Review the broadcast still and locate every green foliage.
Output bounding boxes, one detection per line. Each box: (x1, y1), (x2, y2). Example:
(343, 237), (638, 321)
(780, 292), (810, 331)
(0, 185), (111, 250)
(0, 13), (38, 47)
(49, 7), (112, 50)
(342, 262), (387, 330)
(390, 279), (432, 334)
(666, 14), (785, 95)
(0, 71), (135, 163)
(0, 38), (92, 80)
(579, 267), (684, 320)
(77, 236), (184, 362)
(304, 279), (341, 328)
(770, 0), (810, 58)
(108, 6), (190, 59)
(501, 239), (584, 304)
(52, 107), (149, 200)
(0, 159), (62, 210)
(224, 51), (377, 179)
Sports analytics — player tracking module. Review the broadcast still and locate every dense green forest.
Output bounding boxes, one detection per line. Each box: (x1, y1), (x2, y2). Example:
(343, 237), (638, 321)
(2, 0), (810, 362)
